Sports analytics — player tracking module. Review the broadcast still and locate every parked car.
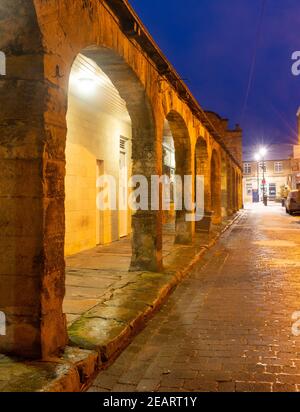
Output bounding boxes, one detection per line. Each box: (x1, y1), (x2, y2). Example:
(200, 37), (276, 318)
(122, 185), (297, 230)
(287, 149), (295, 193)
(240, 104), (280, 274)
(285, 190), (300, 215)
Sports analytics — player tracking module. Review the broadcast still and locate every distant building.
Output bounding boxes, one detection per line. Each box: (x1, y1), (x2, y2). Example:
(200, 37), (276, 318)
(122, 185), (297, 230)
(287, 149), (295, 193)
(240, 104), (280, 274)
(243, 144), (293, 203)
(291, 108), (300, 189)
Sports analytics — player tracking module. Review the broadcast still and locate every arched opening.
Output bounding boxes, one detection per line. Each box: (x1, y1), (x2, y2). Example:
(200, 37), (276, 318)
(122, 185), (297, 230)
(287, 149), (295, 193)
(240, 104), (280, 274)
(63, 48), (161, 333)
(163, 111), (193, 246)
(210, 150), (222, 224)
(230, 166), (235, 213)
(194, 137), (210, 232)
(236, 172), (241, 210)
(65, 53), (132, 255)
(226, 162), (233, 216)
(238, 173), (243, 209)
(162, 120), (176, 251)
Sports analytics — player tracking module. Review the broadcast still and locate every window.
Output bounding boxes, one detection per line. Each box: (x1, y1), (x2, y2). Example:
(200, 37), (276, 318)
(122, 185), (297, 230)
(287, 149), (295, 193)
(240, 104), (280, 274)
(269, 183), (276, 197)
(243, 163), (251, 174)
(120, 136), (128, 153)
(274, 161), (283, 173)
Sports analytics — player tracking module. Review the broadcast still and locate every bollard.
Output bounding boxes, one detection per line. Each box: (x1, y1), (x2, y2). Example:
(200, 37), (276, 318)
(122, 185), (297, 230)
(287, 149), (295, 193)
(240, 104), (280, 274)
(263, 195), (268, 207)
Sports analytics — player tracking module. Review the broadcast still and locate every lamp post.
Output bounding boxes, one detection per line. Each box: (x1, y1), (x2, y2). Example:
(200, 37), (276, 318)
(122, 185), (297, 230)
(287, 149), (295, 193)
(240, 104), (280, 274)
(254, 153), (261, 202)
(259, 147), (267, 206)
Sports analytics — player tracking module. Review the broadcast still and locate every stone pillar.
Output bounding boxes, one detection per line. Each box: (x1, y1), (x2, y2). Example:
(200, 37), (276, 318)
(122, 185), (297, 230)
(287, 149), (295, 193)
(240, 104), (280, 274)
(129, 125), (163, 272)
(174, 165), (193, 245)
(211, 151), (222, 224)
(131, 211), (163, 272)
(0, 0), (67, 358)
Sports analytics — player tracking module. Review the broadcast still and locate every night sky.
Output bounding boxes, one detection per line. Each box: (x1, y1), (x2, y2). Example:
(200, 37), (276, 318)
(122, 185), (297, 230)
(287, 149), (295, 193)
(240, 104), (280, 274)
(130, 0), (300, 147)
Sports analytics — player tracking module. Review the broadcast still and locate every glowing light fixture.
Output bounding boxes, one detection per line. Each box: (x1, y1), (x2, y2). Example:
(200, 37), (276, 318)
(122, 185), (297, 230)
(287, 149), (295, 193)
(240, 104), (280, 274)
(254, 153), (261, 162)
(259, 147), (267, 157)
(77, 77), (95, 94)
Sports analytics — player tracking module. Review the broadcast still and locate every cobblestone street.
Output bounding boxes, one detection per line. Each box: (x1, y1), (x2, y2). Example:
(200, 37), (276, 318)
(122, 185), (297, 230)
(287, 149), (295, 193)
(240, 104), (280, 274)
(89, 203), (300, 392)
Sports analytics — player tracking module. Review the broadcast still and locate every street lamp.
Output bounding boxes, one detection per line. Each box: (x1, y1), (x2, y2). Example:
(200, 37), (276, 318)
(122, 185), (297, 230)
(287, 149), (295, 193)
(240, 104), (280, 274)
(254, 153), (261, 202)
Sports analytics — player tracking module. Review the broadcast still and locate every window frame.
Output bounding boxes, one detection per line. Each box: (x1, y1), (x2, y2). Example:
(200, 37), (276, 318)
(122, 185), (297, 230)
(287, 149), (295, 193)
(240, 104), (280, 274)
(243, 163), (252, 175)
(274, 161), (283, 173)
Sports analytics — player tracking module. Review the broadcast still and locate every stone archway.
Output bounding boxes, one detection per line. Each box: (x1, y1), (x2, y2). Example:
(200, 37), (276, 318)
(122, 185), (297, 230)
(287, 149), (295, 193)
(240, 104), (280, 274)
(82, 48), (161, 273)
(195, 137), (210, 213)
(165, 111), (193, 245)
(210, 150), (222, 224)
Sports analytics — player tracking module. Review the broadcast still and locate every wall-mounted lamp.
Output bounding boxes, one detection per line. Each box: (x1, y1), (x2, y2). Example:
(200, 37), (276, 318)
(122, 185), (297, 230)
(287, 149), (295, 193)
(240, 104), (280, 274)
(77, 77), (95, 94)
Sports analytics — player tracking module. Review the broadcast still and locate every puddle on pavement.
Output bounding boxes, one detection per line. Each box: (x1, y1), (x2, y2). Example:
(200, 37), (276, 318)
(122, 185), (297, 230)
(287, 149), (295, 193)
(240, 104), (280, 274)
(268, 258), (300, 268)
(262, 227), (300, 232)
(252, 240), (298, 247)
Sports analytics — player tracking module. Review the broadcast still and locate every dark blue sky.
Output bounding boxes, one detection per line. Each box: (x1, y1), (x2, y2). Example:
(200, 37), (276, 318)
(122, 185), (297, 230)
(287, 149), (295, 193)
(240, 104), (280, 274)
(130, 0), (300, 146)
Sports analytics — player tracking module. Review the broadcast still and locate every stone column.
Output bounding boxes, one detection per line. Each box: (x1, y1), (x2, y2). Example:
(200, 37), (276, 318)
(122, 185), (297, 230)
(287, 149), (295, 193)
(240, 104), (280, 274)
(129, 124), (163, 272)
(0, 0), (67, 358)
(174, 151), (194, 245)
(211, 151), (222, 224)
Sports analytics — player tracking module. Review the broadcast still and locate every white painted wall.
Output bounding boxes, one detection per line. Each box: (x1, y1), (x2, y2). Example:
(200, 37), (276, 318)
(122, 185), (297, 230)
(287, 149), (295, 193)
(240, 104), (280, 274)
(65, 55), (132, 256)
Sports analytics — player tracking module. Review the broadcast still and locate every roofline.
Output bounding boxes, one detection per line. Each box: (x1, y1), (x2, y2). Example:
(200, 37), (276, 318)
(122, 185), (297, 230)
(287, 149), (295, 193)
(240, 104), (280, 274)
(205, 110), (228, 122)
(102, 0), (242, 170)
(243, 158), (292, 162)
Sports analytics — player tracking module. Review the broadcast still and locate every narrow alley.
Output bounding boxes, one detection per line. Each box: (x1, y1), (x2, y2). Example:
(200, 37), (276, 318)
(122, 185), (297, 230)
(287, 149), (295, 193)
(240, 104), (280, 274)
(89, 203), (300, 392)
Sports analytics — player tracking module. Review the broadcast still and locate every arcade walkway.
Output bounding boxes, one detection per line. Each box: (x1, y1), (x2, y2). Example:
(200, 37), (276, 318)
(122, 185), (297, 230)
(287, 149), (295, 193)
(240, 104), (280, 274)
(64, 223), (224, 326)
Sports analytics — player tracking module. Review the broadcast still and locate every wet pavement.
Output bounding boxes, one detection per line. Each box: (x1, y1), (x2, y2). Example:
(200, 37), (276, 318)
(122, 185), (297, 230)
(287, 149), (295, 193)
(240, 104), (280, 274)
(64, 222), (223, 326)
(0, 216), (237, 392)
(89, 203), (300, 392)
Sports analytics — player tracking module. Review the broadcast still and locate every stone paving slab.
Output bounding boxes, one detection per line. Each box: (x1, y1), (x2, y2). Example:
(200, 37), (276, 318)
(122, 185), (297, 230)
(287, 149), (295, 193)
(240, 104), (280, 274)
(0, 354), (80, 392)
(88, 204), (300, 393)
(0, 214), (240, 392)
